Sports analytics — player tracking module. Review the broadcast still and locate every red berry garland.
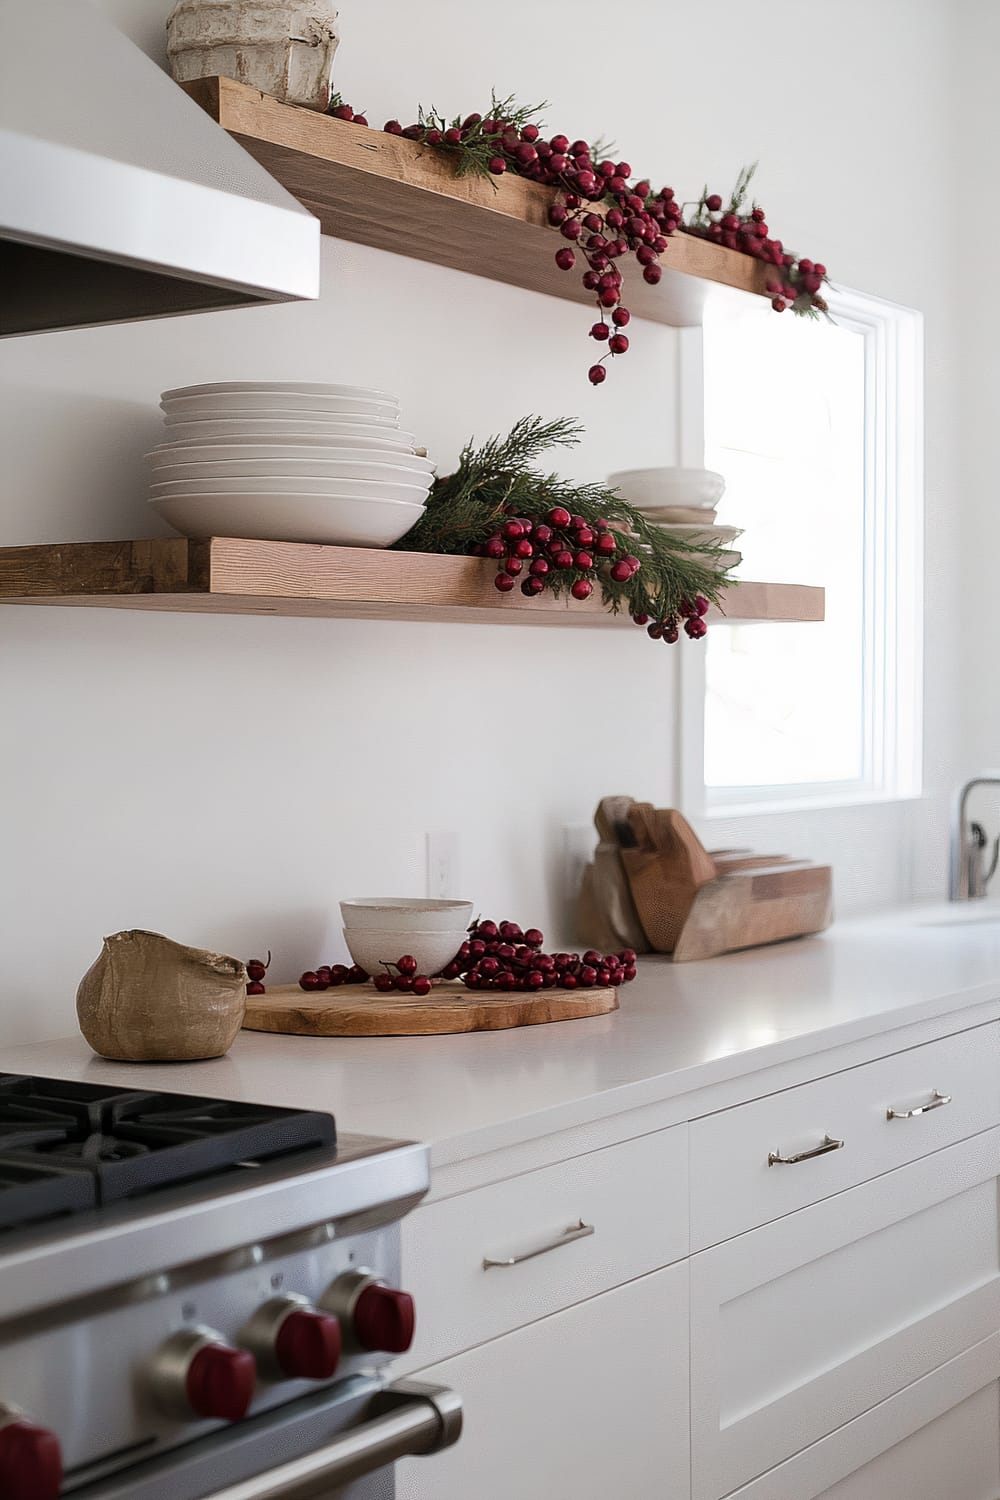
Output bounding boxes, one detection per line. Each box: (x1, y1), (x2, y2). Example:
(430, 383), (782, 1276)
(325, 94), (829, 383)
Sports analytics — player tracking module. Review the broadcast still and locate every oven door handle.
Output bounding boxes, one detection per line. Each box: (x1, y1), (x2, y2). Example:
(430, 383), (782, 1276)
(199, 1381), (462, 1500)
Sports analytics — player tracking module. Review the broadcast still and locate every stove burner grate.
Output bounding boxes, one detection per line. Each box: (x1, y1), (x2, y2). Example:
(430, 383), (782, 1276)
(0, 1077), (336, 1229)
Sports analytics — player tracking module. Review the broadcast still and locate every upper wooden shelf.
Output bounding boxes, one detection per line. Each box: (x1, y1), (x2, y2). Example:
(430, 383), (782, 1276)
(183, 77), (773, 327)
(0, 539), (824, 627)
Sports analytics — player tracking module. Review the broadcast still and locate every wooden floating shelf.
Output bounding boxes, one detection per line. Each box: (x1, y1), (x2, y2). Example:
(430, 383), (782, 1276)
(0, 539), (824, 627)
(183, 77), (773, 327)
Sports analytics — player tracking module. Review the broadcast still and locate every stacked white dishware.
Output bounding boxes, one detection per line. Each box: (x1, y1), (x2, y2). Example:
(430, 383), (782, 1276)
(146, 382), (434, 547)
(339, 898), (473, 980)
(607, 466), (742, 570)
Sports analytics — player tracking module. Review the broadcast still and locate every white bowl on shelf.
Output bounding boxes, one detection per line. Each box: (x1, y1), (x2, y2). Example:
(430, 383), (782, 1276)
(341, 898), (474, 933)
(607, 467), (726, 511)
(150, 474), (431, 504)
(342, 926), (468, 978)
(163, 417), (403, 442)
(149, 459), (434, 486)
(161, 393), (399, 419)
(162, 381), (398, 403)
(146, 444), (434, 473)
(150, 491), (425, 547)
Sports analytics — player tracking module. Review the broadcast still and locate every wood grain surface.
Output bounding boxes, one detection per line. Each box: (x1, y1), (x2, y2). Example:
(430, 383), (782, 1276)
(243, 980), (619, 1036)
(183, 77), (774, 328)
(0, 539), (826, 625)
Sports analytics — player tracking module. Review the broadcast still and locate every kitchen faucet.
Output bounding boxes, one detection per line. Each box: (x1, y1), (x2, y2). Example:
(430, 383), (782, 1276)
(949, 773), (1000, 900)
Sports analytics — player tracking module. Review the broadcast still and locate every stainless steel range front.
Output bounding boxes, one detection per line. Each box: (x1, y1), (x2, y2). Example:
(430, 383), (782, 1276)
(0, 1076), (460, 1499)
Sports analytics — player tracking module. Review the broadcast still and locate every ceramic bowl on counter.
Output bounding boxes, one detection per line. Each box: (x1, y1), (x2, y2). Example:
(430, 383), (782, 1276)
(340, 898), (474, 932)
(150, 491), (425, 547)
(342, 926), (468, 979)
(607, 466), (726, 511)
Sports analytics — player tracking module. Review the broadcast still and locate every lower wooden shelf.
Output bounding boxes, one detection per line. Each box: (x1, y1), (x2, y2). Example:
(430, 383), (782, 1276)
(0, 538), (824, 627)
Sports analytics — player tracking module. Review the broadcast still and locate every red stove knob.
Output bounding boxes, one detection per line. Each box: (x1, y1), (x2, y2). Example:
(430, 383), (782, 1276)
(274, 1308), (342, 1381)
(150, 1329), (257, 1423)
(353, 1284), (416, 1354)
(0, 1417), (62, 1500)
(186, 1343), (257, 1422)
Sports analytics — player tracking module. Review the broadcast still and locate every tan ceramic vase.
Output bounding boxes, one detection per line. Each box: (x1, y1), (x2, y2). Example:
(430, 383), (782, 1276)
(166, 0), (341, 112)
(77, 930), (247, 1062)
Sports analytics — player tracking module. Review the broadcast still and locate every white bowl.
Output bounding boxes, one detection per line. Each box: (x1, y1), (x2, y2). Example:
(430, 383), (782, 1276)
(148, 457), (435, 484)
(150, 491), (424, 547)
(607, 467), (726, 511)
(152, 430), (420, 453)
(342, 926), (468, 978)
(162, 381), (398, 403)
(147, 444), (434, 472)
(161, 393), (399, 418)
(164, 417), (403, 442)
(341, 898), (474, 932)
(150, 474), (431, 503)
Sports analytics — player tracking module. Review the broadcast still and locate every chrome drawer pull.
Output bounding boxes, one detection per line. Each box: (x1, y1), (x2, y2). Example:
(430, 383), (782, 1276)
(887, 1088), (952, 1120)
(482, 1219), (594, 1269)
(767, 1134), (844, 1167)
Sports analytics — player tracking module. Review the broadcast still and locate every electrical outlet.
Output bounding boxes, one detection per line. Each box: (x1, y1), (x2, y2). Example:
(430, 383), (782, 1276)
(563, 823), (595, 903)
(426, 831), (461, 898)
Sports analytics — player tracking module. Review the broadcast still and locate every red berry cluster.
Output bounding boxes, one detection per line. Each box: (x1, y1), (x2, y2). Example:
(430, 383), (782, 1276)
(440, 918), (637, 992)
(688, 196), (828, 315)
(548, 175), (682, 385)
(372, 955), (433, 997)
(245, 951), (270, 996)
(299, 963), (368, 991)
(634, 593), (710, 643)
(472, 504), (640, 604)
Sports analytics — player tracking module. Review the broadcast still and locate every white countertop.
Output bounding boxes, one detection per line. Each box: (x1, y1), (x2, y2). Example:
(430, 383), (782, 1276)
(5, 905), (1000, 1168)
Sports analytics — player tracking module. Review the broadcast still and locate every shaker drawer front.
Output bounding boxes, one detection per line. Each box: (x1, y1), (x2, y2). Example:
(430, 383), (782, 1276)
(399, 1125), (688, 1371)
(690, 1023), (1000, 1249)
(726, 1340), (1000, 1500)
(690, 1130), (1000, 1500)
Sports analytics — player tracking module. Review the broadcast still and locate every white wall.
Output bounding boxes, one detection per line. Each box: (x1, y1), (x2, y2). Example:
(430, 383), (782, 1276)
(0, 0), (966, 1040)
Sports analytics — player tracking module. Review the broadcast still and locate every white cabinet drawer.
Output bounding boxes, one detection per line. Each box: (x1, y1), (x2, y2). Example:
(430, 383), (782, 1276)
(727, 1338), (1000, 1500)
(690, 1130), (1000, 1500)
(398, 1263), (690, 1500)
(399, 1125), (687, 1371)
(690, 1023), (1000, 1249)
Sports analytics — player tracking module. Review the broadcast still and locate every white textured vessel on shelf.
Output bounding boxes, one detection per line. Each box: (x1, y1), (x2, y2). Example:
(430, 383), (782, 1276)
(167, 0), (341, 111)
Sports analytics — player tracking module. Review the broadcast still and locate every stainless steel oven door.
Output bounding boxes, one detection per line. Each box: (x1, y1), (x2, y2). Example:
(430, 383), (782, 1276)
(68, 1379), (461, 1500)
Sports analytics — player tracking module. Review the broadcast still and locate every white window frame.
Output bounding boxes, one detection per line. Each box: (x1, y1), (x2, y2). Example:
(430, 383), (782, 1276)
(676, 286), (924, 818)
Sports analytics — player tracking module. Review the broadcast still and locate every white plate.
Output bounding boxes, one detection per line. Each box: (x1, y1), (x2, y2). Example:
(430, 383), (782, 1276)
(150, 492), (424, 547)
(150, 474), (430, 502)
(161, 381), (398, 403)
(147, 449), (434, 477)
(161, 393), (399, 418)
(149, 458), (434, 485)
(163, 417), (402, 441)
(151, 431), (419, 454)
(655, 523), (742, 544)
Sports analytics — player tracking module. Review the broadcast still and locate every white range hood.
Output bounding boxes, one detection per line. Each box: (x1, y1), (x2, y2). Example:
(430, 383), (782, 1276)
(0, 0), (320, 336)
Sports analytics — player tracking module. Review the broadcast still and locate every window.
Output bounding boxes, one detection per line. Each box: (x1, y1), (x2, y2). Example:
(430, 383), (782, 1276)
(693, 286), (922, 814)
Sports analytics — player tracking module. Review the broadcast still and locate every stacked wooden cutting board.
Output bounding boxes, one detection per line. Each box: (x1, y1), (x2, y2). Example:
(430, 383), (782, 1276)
(579, 797), (833, 961)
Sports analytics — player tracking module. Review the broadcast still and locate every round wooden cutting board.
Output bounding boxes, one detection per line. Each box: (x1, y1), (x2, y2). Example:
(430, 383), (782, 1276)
(243, 980), (619, 1037)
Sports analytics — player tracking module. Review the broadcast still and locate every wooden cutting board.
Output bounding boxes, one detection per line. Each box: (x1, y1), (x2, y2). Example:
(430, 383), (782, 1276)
(243, 981), (619, 1037)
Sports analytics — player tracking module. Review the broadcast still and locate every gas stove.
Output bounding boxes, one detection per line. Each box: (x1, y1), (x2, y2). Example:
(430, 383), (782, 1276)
(0, 1076), (460, 1500)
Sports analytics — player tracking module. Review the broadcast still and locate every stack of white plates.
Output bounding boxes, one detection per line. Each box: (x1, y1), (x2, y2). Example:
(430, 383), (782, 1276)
(607, 467), (742, 571)
(146, 383), (434, 547)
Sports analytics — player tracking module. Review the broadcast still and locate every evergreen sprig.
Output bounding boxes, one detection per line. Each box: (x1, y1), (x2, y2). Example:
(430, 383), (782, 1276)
(394, 416), (734, 623)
